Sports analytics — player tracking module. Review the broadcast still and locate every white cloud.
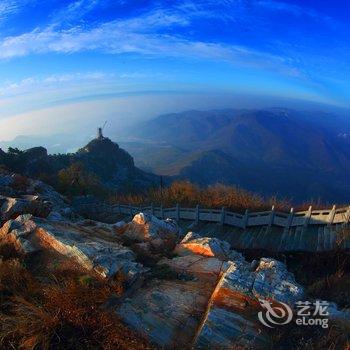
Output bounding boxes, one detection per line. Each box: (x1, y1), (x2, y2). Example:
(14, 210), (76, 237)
(0, 0), (39, 23)
(0, 0), (20, 20)
(0, 17), (300, 78)
(51, 0), (103, 24)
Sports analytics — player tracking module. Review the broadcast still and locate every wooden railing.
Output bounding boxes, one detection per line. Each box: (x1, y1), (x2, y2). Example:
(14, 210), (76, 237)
(78, 202), (350, 228)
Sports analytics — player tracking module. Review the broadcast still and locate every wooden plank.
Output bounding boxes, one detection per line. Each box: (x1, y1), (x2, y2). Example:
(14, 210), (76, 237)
(303, 206), (312, 227)
(327, 205), (336, 226)
(253, 226), (265, 249)
(220, 207), (225, 226)
(243, 209), (249, 229)
(324, 226), (333, 251)
(316, 227), (323, 252)
(278, 226), (289, 251)
(296, 226), (306, 250)
(292, 226), (302, 251)
(329, 229), (336, 251)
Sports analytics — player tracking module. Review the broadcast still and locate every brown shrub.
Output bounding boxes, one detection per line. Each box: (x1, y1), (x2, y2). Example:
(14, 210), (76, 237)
(0, 241), (25, 261)
(0, 259), (155, 350)
(0, 259), (39, 298)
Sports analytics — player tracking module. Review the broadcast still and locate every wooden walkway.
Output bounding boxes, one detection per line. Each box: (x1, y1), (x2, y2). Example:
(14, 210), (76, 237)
(102, 203), (350, 228)
(75, 202), (350, 252)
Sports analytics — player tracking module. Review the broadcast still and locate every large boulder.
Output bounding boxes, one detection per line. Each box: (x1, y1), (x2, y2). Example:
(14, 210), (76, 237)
(175, 232), (231, 259)
(252, 258), (305, 304)
(213, 257), (304, 312)
(191, 257), (304, 349)
(123, 213), (179, 243)
(0, 195), (52, 222)
(25, 179), (70, 213)
(0, 215), (147, 286)
(0, 172), (72, 221)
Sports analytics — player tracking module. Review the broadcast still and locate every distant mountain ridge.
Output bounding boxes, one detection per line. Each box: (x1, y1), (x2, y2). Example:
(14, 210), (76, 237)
(123, 108), (350, 202)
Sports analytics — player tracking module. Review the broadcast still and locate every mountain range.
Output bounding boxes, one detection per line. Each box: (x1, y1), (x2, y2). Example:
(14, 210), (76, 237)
(122, 109), (350, 202)
(1, 108), (349, 202)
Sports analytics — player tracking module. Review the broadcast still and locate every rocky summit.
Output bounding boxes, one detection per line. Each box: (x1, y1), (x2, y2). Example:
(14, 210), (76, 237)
(0, 171), (349, 349)
(0, 135), (158, 193)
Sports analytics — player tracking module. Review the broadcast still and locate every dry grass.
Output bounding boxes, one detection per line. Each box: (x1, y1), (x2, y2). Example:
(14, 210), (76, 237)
(113, 181), (294, 213)
(272, 322), (349, 350)
(0, 257), (155, 350)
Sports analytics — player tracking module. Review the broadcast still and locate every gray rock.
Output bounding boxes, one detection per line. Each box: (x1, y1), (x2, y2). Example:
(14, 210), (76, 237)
(0, 195), (51, 222)
(194, 307), (269, 349)
(175, 232), (231, 259)
(0, 215), (147, 286)
(252, 258), (304, 305)
(123, 212), (179, 242)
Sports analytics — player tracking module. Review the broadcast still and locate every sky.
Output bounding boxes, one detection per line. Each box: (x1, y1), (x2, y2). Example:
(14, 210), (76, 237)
(0, 0), (350, 140)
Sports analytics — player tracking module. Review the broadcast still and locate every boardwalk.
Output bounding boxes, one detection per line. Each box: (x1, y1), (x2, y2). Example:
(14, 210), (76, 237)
(76, 202), (350, 252)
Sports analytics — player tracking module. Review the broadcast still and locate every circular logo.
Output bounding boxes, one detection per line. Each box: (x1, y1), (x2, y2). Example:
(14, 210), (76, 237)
(258, 299), (293, 328)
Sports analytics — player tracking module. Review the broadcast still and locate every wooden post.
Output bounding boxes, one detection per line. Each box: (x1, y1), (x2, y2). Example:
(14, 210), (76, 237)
(151, 203), (154, 216)
(243, 209), (249, 229)
(176, 203), (180, 221)
(285, 207), (294, 229)
(327, 205), (336, 226)
(269, 205), (275, 227)
(160, 204), (164, 220)
(220, 207), (225, 226)
(195, 205), (200, 225)
(303, 206), (312, 227)
(346, 205), (350, 225)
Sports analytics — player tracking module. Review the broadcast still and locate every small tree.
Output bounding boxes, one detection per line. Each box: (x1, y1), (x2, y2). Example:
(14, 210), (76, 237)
(57, 162), (108, 197)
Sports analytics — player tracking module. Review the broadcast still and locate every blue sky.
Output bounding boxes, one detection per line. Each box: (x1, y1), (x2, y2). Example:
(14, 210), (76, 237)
(0, 0), (349, 139)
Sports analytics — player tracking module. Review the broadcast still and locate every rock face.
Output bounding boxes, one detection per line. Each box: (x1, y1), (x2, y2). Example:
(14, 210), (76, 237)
(160, 255), (229, 279)
(117, 280), (213, 349)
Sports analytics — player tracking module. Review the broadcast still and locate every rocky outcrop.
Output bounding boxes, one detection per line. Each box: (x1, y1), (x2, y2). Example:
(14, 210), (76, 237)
(0, 172), (74, 223)
(0, 195), (52, 223)
(117, 280), (214, 349)
(175, 231), (231, 258)
(0, 175), (343, 349)
(116, 232), (305, 349)
(0, 136), (159, 192)
(0, 215), (147, 286)
(123, 212), (179, 243)
(159, 255), (229, 279)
